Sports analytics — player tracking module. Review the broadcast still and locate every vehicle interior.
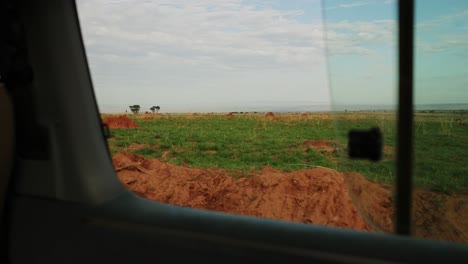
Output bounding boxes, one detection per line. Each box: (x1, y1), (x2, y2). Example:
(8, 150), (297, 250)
(1, 0), (468, 263)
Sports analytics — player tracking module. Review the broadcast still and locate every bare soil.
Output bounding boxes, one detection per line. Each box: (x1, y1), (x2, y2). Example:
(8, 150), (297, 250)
(302, 140), (335, 152)
(113, 152), (468, 243)
(126, 143), (147, 151)
(114, 152), (370, 231)
(102, 115), (138, 128)
(347, 172), (468, 242)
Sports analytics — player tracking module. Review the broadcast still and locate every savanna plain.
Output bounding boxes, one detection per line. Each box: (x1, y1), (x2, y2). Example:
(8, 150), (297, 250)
(102, 111), (468, 243)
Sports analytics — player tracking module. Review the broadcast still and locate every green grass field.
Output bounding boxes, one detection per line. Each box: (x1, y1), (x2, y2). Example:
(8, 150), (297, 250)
(105, 112), (468, 194)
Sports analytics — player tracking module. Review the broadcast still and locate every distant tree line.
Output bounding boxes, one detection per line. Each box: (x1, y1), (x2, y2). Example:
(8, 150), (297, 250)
(150, 106), (160, 113)
(128, 105), (160, 114)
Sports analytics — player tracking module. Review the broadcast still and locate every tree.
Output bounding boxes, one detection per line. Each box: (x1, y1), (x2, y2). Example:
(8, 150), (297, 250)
(150, 106), (160, 113)
(129, 105), (140, 114)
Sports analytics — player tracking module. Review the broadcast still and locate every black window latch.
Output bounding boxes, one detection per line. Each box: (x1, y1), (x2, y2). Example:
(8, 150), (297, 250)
(348, 127), (383, 162)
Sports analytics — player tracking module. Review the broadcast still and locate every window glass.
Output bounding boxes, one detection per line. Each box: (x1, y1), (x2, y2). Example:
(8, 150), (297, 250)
(77, 1), (357, 230)
(412, 0), (468, 243)
(322, 0), (397, 234)
(77, 1), (467, 242)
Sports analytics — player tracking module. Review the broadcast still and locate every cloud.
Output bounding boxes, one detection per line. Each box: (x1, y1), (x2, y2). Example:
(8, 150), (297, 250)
(415, 10), (468, 54)
(416, 35), (468, 54)
(78, 0), (327, 72)
(324, 1), (369, 11)
(338, 2), (368, 8)
(417, 10), (468, 30)
(325, 0), (396, 11)
(78, 0), (400, 72)
(324, 19), (396, 55)
(76, 0), (404, 109)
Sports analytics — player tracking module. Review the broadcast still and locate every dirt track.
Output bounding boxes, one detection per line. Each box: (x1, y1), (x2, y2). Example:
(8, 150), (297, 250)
(113, 152), (468, 243)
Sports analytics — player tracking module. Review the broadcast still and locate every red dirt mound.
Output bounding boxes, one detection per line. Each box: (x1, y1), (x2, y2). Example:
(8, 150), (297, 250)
(112, 152), (468, 243)
(303, 140), (328, 147)
(113, 152), (370, 231)
(126, 143), (147, 151)
(143, 114), (160, 121)
(347, 173), (468, 243)
(265, 112), (275, 117)
(226, 113), (234, 117)
(303, 140), (335, 152)
(102, 115), (138, 128)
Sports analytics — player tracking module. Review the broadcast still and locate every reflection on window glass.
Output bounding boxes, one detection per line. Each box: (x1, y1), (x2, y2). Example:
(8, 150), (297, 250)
(322, 0), (397, 234)
(412, 0), (468, 244)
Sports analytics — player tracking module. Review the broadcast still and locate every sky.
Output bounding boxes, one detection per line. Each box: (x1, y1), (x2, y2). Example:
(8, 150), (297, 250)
(76, 0), (468, 113)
